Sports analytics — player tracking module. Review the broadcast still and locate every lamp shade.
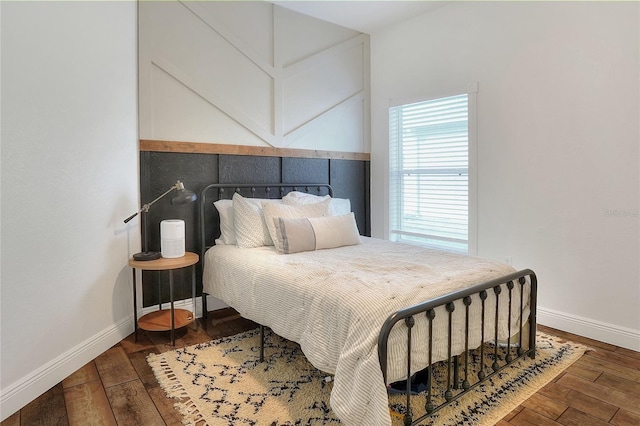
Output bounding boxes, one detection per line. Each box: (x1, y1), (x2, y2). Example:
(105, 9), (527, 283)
(170, 180), (197, 205)
(171, 189), (197, 205)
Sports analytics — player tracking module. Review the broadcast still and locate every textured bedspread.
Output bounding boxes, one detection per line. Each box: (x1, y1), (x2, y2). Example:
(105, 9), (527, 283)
(203, 237), (524, 426)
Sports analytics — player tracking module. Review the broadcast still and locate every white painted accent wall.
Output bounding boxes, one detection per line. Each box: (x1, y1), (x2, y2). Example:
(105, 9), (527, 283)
(370, 2), (639, 350)
(139, 1), (370, 153)
(0, 2), (138, 419)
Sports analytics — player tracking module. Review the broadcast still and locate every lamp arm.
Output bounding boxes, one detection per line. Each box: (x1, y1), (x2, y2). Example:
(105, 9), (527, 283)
(122, 182), (181, 224)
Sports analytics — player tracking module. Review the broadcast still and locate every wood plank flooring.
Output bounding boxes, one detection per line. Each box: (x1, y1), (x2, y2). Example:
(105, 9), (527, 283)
(2, 311), (638, 426)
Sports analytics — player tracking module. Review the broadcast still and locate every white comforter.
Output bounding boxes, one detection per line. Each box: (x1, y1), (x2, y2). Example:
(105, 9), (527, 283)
(203, 237), (525, 426)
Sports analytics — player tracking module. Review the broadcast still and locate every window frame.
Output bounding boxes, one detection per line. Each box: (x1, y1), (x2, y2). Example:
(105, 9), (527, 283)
(388, 84), (478, 255)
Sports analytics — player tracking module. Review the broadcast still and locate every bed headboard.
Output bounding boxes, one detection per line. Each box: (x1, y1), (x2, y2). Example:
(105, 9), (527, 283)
(199, 183), (333, 259)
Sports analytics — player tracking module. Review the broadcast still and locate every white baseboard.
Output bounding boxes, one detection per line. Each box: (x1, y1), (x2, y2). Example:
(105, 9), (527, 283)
(200, 299), (640, 351)
(196, 300), (640, 352)
(538, 306), (640, 351)
(204, 294), (229, 312)
(139, 297), (203, 318)
(0, 316), (133, 422)
(1, 297), (210, 421)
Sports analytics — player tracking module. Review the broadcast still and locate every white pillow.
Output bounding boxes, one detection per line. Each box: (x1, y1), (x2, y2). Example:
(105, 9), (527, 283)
(282, 191), (351, 216)
(327, 198), (351, 216)
(232, 193), (282, 248)
(262, 200), (331, 253)
(282, 191), (330, 204)
(213, 199), (235, 245)
(274, 213), (361, 254)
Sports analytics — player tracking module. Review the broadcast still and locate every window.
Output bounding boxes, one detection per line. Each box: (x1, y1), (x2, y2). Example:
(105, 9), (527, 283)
(389, 91), (476, 254)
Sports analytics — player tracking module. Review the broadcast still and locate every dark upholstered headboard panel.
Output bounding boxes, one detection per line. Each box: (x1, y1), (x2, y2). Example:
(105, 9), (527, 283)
(139, 149), (370, 306)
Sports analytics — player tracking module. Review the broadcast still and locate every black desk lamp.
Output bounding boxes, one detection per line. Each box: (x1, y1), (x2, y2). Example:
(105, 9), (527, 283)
(124, 180), (197, 261)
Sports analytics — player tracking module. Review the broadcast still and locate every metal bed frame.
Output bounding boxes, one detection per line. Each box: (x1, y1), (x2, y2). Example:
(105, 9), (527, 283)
(198, 183), (537, 426)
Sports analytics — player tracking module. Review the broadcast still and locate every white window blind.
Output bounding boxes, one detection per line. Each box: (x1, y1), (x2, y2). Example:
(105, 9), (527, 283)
(389, 94), (470, 253)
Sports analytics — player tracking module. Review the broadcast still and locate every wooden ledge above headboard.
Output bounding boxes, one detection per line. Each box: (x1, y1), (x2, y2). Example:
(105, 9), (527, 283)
(140, 140), (371, 161)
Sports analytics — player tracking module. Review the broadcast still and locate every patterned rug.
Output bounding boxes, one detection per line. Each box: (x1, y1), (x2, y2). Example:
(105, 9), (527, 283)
(147, 329), (589, 425)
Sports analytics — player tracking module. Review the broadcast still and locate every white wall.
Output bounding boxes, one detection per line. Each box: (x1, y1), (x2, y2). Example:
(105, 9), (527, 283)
(0, 1), (138, 419)
(371, 2), (639, 350)
(139, 1), (370, 153)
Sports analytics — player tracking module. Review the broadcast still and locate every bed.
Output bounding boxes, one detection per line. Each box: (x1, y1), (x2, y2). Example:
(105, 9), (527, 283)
(199, 183), (537, 426)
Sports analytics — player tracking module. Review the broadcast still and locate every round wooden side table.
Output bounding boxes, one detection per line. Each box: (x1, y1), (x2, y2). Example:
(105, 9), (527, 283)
(129, 252), (199, 345)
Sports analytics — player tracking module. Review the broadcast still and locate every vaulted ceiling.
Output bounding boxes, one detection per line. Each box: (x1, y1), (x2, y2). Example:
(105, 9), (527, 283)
(272, 1), (446, 34)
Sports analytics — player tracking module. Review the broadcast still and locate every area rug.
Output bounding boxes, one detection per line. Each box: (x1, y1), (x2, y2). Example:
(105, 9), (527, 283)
(147, 329), (589, 426)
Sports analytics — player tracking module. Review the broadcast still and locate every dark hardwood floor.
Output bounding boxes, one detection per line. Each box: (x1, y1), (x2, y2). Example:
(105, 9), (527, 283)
(2, 310), (639, 426)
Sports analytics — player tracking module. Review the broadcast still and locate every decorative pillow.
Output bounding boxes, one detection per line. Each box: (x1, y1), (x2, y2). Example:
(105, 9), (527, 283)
(282, 191), (351, 216)
(213, 199), (235, 245)
(232, 193), (282, 248)
(282, 191), (330, 204)
(262, 199), (331, 252)
(274, 213), (361, 254)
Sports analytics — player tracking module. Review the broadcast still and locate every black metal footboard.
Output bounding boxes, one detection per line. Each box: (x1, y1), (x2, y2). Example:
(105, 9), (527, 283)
(378, 269), (537, 426)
